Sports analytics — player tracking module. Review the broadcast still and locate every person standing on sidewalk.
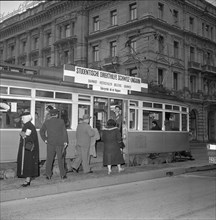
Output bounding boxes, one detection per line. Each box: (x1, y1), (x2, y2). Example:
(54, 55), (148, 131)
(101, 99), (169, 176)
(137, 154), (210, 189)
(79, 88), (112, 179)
(71, 114), (95, 173)
(17, 112), (40, 187)
(40, 109), (68, 179)
(101, 119), (125, 175)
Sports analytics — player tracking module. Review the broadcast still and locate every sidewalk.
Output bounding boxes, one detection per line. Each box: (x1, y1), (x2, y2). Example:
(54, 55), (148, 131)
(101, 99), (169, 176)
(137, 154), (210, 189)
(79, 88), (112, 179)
(1, 144), (216, 202)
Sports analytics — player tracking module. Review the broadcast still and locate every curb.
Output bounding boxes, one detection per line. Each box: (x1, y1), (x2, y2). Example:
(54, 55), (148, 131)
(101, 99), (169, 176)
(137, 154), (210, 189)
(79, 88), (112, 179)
(1, 164), (215, 203)
(0, 166), (188, 202)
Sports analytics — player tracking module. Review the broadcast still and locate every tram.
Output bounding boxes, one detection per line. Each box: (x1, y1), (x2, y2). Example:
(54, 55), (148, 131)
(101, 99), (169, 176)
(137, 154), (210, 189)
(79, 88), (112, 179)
(0, 62), (190, 164)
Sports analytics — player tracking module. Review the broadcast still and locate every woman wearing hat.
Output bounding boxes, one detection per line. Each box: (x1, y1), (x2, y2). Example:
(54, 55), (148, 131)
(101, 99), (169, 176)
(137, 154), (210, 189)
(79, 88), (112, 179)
(17, 111), (40, 187)
(101, 119), (125, 174)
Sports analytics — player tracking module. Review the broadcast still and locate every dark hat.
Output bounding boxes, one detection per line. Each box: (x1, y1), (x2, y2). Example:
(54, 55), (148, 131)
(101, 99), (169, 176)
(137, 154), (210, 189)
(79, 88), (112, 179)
(82, 114), (91, 120)
(20, 111), (31, 117)
(46, 105), (54, 111)
(50, 109), (58, 116)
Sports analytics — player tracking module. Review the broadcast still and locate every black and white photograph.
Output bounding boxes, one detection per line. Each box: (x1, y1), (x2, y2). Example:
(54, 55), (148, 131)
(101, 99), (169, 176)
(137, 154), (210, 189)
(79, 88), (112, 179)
(0, 0), (216, 219)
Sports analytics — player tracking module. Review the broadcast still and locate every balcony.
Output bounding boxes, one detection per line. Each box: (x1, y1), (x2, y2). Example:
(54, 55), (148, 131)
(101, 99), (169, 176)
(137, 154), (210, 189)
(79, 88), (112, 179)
(202, 65), (216, 74)
(103, 56), (119, 67)
(188, 61), (201, 71)
(54, 36), (77, 47)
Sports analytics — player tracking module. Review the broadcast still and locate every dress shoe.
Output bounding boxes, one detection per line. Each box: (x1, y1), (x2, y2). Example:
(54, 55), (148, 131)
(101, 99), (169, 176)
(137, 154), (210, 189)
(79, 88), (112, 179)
(46, 176), (51, 180)
(21, 181), (30, 187)
(72, 168), (79, 173)
(87, 170), (93, 174)
(61, 175), (67, 179)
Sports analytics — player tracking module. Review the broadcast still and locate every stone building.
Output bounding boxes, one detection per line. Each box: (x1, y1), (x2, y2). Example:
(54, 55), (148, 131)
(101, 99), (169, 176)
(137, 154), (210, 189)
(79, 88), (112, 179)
(0, 0), (216, 142)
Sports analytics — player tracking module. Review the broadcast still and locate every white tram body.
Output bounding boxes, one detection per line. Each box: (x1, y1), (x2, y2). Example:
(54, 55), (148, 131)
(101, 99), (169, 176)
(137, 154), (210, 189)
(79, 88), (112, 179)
(0, 63), (190, 163)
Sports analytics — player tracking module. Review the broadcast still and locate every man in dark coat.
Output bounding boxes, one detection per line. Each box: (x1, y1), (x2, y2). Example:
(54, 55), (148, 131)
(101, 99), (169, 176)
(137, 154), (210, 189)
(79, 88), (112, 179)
(17, 112), (40, 187)
(40, 109), (68, 179)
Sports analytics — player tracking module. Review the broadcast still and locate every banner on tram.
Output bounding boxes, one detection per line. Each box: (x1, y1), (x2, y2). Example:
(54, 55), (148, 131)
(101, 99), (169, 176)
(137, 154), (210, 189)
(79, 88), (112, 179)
(63, 65), (148, 94)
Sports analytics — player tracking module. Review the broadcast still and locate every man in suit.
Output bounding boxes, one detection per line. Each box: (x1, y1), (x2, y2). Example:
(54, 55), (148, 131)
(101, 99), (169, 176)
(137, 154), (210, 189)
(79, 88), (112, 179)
(40, 109), (68, 179)
(72, 114), (95, 173)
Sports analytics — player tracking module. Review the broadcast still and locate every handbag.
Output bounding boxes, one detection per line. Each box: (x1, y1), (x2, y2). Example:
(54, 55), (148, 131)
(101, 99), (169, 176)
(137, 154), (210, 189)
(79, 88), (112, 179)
(25, 141), (34, 151)
(119, 141), (125, 149)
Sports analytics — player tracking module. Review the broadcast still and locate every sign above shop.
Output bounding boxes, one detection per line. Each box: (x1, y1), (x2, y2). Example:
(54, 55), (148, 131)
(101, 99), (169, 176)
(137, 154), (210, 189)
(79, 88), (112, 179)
(63, 65), (148, 94)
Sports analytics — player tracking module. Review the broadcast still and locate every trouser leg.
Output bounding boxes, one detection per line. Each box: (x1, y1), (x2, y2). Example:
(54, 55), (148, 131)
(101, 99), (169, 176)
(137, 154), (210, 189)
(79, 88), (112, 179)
(56, 145), (66, 177)
(46, 144), (56, 177)
(72, 145), (82, 170)
(81, 146), (90, 173)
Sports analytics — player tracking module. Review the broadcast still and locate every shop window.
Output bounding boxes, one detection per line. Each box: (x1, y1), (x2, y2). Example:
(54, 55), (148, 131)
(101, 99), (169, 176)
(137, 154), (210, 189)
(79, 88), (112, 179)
(0, 98), (30, 129)
(143, 110), (162, 130)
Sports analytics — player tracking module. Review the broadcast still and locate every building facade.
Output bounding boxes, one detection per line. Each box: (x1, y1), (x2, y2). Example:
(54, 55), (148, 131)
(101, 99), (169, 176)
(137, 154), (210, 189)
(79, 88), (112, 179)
(0, 0), (216, 142)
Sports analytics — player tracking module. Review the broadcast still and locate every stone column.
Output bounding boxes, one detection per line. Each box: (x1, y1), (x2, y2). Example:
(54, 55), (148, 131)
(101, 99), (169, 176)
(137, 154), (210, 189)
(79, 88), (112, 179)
(15, 36), (20, 65)
(38, 27), (43, 66)
(198, 71), (202, 92)
(51, 21), (55, 67)
(3, 41), (7, 61)
(26, 31), (31, 66)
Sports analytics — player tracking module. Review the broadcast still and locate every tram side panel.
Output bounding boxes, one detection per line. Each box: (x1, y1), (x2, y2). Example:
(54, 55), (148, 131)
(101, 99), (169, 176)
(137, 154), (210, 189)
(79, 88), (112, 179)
(0, 130), (78, 163)
(127, 131), (190, 154)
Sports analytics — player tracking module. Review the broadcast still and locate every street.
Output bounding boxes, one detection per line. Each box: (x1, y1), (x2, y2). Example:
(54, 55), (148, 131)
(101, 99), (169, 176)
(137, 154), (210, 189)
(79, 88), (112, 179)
(1, 170), (216, 220)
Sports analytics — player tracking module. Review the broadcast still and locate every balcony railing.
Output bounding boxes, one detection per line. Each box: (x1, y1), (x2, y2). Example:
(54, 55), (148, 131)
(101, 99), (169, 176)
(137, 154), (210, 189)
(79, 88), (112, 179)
(188, 61), (201, 70)
(103, 56), (119, 66)
(202, 64), (216, 73)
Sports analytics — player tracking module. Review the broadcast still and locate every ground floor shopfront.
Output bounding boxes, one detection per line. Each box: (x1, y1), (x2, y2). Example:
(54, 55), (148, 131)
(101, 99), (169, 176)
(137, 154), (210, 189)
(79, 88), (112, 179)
(189, 102), (216, 143)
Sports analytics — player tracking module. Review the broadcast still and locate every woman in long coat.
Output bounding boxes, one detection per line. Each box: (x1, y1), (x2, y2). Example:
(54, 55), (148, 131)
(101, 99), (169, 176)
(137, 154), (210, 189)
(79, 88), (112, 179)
(17, 112), (40, 186)
(101, 119), (125, 174)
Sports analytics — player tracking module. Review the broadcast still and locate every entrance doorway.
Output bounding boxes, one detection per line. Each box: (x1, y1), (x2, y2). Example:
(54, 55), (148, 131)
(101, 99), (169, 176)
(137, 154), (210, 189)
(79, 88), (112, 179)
(189, 109), (197, 141)
(208, 111), (216, 142)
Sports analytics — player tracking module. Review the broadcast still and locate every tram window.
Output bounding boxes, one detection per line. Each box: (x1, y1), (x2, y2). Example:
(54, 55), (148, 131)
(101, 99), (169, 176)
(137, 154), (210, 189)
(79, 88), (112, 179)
(130, 100), (138, 106)
(35, 101), (72, 128)
(109, 99), (123, 130)
(0, 99), (30, 129)
(153, 103), (162, 109)
(129, 109), (138, 130)
(93, 97), (108, 131)
(182, 107), (187, 112)
(165, 105), (172, 110)
(173, 105), (180, 111)
(182, 114), (188, 131)
(10, 88), (31, 96)
(55, 92), (72, 100)
(36, 90), (54, 98)
(143, 110), (162, 130)
(0, 86), (8, 94)
(143, 102), (152, 108)
(78, 94), (91, 102)
(165, 112), (180, 131)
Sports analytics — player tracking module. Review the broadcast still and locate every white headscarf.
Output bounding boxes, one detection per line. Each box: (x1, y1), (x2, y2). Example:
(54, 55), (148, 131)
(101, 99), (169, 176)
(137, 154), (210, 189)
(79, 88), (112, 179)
(21, 114), (32, 124)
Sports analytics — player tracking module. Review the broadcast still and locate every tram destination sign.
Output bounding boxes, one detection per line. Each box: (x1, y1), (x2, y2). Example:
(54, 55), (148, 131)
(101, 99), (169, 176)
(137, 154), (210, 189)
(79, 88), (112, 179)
(63, 65), (148, 94)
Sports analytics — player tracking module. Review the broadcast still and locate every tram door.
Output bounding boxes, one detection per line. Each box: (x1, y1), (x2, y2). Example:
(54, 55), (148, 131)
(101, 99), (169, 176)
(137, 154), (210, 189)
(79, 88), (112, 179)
(93, 97), (124, 159)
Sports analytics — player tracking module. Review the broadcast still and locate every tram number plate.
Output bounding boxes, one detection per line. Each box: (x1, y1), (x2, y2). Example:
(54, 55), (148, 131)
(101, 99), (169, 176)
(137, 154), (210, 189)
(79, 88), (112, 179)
(209, 156), (216, 164)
